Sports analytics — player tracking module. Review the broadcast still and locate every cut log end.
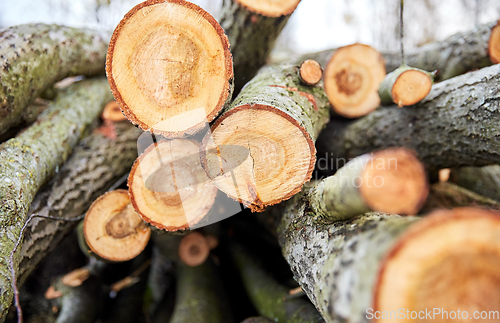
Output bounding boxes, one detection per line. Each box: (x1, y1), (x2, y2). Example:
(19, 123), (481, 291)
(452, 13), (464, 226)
(178, 232), (210, 266)
(392, 69), (433, 107)
(374, 208), (500, 321)
(202, 105), (314, 212)
(102, 100), (126, 122)
(61, 268), (90, 287)
(106, 0), (233, 137)
(489, 21), (500, 64)
(84, 189), (151, 262)
(129, 139), (218, 231)
(359, 148), (428, 215)
(299, 59), (323, 85)
(324, 44), (386, 118)
(235, 0), (301, 17)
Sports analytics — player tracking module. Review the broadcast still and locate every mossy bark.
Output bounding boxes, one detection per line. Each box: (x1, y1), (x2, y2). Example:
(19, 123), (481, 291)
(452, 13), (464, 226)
(224, 64), (330, 143)
(219, 1), (297, 93)
(0, 78), (113, 321)
(0, 24), (108, 135)
(19, 121), (141, 283)
(421, 182), (500, 213)
(266, 190), (418, 322)
(315, 64), (500, 176)
(170, 260), (231, 323)
(230, 243), (324, 323)
(449, 165), (500, 202)
(281, 21), (498, 83)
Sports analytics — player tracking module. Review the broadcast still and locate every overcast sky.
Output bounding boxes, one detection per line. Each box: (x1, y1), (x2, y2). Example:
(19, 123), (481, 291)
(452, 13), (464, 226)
(0, 0), (499, 54)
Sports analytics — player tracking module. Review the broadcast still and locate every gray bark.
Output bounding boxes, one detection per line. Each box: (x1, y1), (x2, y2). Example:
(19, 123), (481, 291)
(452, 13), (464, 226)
(0, 78), (113, 321)
(0, 24), (108, 135)
(315, 64), (500, 176)
(19, 121), (141, 284)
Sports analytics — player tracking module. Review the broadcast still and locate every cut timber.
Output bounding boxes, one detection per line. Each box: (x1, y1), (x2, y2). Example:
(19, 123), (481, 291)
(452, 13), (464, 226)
(18, 120), (141, 284)
(170, 260), (231, 323)
(316, 64), (500, 176)
(0, 24), (108, 135)
(201, 65), (330, 212)
(102, 101), (126, 122)
(421, 182), (500, 213)
(449, 165), (500, 202)
(281, 21), (500, 83)
(309, 148), (428, 224)
(129, 139), (218, 231)
(83, 190), (151, 262)
(178, 232), (210, 267)
(378, 65), (434, 107)
(0, 78), (112, 320)
(273, 195), (500, 321)
(219, 0), (300, 92)
(106, 0), (233, 138)
(299, 60), (323, 86)
(384, 20), (500, 81)
(490, 22), (500, 63)
(324, 44), (386, 118)
(153, 230), (211, 266)
(230, 243), (324, 323)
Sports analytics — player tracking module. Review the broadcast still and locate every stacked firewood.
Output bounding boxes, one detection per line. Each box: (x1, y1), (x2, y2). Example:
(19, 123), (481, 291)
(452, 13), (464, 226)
(1, 0), (500, 322)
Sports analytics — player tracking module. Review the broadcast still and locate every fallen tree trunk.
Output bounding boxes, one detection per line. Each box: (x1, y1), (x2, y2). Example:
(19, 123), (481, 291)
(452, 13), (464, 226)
(201, 64), (330, 211)
(283, 21), (500, 82)
(18, 120), (141, 284)
(107, 0), (233, 138)
(219, 0), (301, 92)
(449, 165), (500, 202)
(272, 197), (500, 321)
(0, 78), (113, 321)
(315, 64), (500, 175)
(0, 24), (108, 136)
(230, 243), (324, 323)
(170, 260), (231, 323)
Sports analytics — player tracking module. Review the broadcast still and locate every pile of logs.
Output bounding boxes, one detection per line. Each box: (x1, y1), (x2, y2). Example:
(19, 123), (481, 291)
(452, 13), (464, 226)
(1, 0), (500, 322)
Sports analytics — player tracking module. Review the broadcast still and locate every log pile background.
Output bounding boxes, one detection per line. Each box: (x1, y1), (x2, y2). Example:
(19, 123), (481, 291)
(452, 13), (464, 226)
(1, 0), (500, 322)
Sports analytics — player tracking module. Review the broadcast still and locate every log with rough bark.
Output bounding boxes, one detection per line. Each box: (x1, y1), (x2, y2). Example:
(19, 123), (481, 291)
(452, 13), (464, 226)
(219, 0), (301, 92)
(323, 44), (386, 118)
(106, 0), (233, 138)
(0, 78), (113, 320)
(241, 317), (274, 323)
(82, 190), (151, 262)
(170, 260), (231, 323)
(18, 120), (141, 285)
(378, 65), (434, 107)
(0, 24), (108, 136)
(309, 148), (428, 224)
(230, 243), (324, 323)
(128, 139), (218, 231)
(449, 165), (500, 202)
(284, 21), (500, 83)
(316, 64), (500, 176)
(272, 197), (500, 322)
(201, 64), (330, 212)
(153, 231), (211, 267)
(421, 181), (500, 213)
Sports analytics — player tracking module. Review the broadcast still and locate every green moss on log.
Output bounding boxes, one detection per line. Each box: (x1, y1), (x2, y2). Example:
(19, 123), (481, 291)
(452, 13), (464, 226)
(0, 24), (108, 135)
(0, 78), (113, 321)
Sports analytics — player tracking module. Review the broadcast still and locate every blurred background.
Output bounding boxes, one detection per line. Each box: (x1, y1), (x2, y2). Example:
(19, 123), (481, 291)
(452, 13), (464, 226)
(1, 0), (500, 55)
